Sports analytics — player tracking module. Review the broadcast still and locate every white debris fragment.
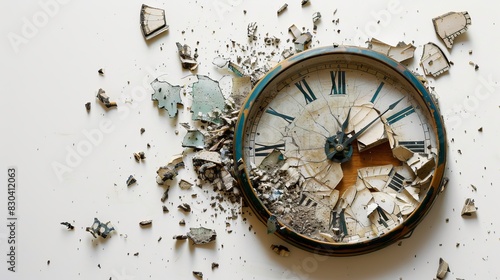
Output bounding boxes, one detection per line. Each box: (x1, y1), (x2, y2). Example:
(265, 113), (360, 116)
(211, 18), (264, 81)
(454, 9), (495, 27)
(247, 22), (257, 41)
(140, 4), (169, 40)
(432, 11), (472, 49)
(436, 258), (450, 279)
(312, 12), (321, 23)
(368, 38), (416, 62)
(179, 179), (193, 190)
(176, 42), (198, 71)
(461, 198), (477, 216)
(277, 4), (288, 15)
(420, 43), (450, 77)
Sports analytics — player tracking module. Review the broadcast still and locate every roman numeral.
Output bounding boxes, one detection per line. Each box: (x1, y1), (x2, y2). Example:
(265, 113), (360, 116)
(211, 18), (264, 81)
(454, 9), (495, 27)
(295, 79), (317, 104)
(387, 172), (405, 192)
(254, 143), (285, 157)
(370, 82), (385, 103)
(386, 105), (415, 125)
(399, 140), (425, 153)
(266, 107), (295, 124)
(330, 71), (346, 95)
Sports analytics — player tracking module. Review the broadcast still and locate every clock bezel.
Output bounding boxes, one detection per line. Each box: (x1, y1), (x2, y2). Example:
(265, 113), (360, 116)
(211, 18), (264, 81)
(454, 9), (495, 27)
(234, 45), (447, 256)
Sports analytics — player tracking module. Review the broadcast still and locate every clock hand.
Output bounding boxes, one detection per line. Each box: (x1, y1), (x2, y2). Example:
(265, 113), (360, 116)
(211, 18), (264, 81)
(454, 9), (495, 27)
(338, 108), (351, 143)
(342, 97), (404, 147)
(326, 97), (404, 160)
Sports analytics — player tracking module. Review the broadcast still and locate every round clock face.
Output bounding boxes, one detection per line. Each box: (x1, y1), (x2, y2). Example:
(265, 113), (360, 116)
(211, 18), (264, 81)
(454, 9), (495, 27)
(234, 46), (447, 256)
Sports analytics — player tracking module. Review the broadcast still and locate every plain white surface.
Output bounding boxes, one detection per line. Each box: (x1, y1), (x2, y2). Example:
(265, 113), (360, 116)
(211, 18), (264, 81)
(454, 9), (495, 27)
(1, 0), (499, 279)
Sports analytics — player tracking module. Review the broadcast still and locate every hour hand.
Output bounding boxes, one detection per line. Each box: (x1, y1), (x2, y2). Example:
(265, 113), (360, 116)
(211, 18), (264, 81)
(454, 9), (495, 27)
(338, 108), (351, 143)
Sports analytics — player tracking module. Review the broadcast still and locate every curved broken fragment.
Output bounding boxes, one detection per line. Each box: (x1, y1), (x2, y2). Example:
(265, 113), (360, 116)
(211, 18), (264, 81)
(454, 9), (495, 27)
(151, 77), (183, 118)
(140, 4), (169, 40)
(433, 11), (471, 49)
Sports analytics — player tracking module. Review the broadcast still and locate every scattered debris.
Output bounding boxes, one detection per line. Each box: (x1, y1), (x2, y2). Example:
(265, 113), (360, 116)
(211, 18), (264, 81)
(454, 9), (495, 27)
(368, 38), (416, 62)
(461, 198), (477, 216)
(176, 42), (198, 71)
(179, 179), (194, 190)
(156, 155), (184, 184)
(140, 4), (169, 40)
(139, 220), (152, 227)
(126, 175), (137, 186)
(179, 219), (186, 225)
(277, 4), (288, 15)
(133, 252), (139, 256)
(432, 11), (472, 49)
(192, 271), (203, 279)
(178, 203), (191, 212)
(162, 205), (169, 213)
(420, 43), (450, 77)
(436, 258), (450, 279)
(151, 77), (183, 118)
(312, 12), (321, 23)
(187, 227), (217, 244)
(173, 234), (188, 240)
(301, 0), (310, 6)
(85, 102), (91, 112)
(288, 24), (312, 52)
(247, 22), (257, 41)
(140, 128), (145, 134)
(267, 215), (279, 234)
(182, 130), (205, 149)
(98, 68), (104, 75)
(271, 244), (290, 257)
(96, 88), (117, 108)
(60, 222), (74, 230)
(133, 151), (146, 162)
(86, 218), (115, 239)
(211, 262), (219, 269)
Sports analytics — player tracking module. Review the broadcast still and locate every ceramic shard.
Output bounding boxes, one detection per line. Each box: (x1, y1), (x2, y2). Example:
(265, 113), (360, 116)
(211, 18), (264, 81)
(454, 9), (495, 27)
(126, 175), (137, 186)
(140, 4), (169, 40)
(182, 130), (205, 149)
(176, 42), (198, 71)
(436, 258), (450, 279)
(420, 43), (450, 77)
(156, 156), (184, 184)
(187, 227), (217, 244)
(433, 11), (471, 49)
(178, 179), (194, 190)
(86, 218), (115, 239)
(461, 198), (477, 216)
(96, 88), (117, 108)
(277, 4), (288, 15)
(190, 75), (226, 124)
(151, 77), (182, 118)
(312, 12), (321, 23)
(368, 38), (416, 62)
(288, 24), (312, 52)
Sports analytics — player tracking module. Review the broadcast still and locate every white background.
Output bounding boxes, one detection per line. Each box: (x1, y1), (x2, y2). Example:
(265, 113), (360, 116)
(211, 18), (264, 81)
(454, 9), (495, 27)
(1, 0), (499, 279)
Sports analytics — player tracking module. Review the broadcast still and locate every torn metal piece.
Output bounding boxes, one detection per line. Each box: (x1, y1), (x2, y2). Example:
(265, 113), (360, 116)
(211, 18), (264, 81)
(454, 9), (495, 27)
(461, 198), (477, 216)
(85, 102), (91, 112)
(247, 22), (257, 41)
(60, 222), (74, 230)
(193, 271), (203, 279)
(140, 4), (169, 40)
(182, 130), (205, 149)
(270, 244), (290, 257)
(420, 43), (450, 77)
(190, 75), (226, 124)
(176, 42), (198, 71)
(133, 151), (146, 162)
(368, 38), (416, 62)
(277, 4), (288, 15)
(151, 77), (183, 118)
(312, 12), (321, 23)
(178, 203), (191, 212)
(126, 175), (137, 186)
(187, 227), (217, 244)
(179, 179), (193, 190)
(139, 220), (152, 227)
(436, 258), (450, 279)
(433, 11), (471, 49)
(86, 218), (115, 239)
(96, 88), (117, 108)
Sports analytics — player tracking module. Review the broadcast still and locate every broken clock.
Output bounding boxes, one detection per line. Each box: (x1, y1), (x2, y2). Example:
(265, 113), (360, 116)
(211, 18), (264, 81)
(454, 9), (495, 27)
(234, 46), (447, 256)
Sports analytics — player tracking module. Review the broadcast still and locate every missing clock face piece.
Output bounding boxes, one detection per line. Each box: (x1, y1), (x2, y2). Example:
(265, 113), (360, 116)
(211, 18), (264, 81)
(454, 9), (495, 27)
(235, 47), (446, 254)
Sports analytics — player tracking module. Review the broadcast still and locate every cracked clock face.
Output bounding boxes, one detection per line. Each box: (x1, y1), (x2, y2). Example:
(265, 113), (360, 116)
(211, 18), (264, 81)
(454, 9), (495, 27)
(234, 46), (447, 256)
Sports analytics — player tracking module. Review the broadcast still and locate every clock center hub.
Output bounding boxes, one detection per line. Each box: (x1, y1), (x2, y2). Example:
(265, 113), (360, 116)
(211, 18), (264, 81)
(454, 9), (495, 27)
(325, 134), (353, 163)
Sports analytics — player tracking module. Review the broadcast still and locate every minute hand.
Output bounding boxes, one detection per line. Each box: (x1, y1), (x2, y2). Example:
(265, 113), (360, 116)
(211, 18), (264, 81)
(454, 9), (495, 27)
(342, 97), (404, 147)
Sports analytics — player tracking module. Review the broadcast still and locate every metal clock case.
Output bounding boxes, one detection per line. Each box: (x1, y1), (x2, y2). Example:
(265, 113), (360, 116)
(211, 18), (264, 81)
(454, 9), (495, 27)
(234, 46), (447, 256)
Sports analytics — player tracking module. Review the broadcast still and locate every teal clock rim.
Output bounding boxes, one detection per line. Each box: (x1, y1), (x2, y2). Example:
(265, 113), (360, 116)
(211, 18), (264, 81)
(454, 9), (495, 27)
(233, 45), (447, 256)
